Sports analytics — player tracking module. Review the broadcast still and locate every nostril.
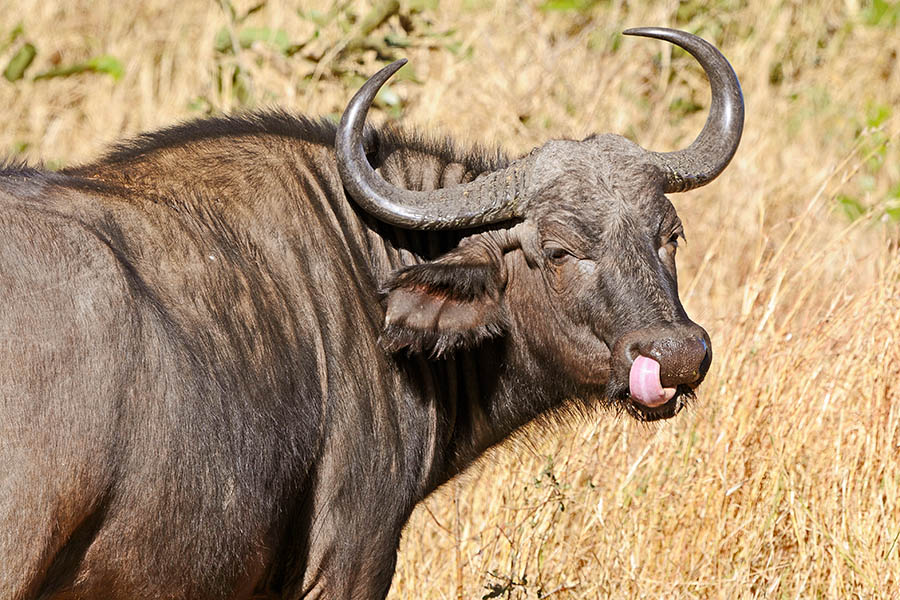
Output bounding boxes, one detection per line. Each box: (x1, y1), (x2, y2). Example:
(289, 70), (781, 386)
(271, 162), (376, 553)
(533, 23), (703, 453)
(678, 335), (711, 386)
(624, 341), (641, 363)
(698, 337), (712, 378)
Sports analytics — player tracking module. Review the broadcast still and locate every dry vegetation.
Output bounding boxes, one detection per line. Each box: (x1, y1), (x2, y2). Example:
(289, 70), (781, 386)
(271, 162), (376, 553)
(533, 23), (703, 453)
(2, 0), (899, 597)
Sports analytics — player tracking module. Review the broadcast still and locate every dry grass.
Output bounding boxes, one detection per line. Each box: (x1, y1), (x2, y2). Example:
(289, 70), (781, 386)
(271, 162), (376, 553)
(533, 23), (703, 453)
(2, 0), (899, 597)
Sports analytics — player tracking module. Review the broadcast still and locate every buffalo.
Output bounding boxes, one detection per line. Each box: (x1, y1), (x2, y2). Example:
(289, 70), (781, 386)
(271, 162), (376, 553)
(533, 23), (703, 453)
(0, 27), (743, 599)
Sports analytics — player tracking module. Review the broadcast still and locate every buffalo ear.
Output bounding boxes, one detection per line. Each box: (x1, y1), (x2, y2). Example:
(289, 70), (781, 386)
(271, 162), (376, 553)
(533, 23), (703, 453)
(382, 244), (509, 357)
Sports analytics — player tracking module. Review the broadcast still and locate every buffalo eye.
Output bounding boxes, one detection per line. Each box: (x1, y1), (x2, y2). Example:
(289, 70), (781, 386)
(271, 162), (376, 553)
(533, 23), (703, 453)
(543, 245), (572, 265)
(658, 232), (680, 261)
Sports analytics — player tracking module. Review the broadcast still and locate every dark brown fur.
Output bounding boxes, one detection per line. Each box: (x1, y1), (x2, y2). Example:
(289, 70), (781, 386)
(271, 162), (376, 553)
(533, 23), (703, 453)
(0, 112), (709, 599)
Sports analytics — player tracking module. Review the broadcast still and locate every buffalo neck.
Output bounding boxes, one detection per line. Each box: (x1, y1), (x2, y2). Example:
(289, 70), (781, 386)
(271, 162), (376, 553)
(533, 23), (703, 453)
(358, 148), (573, 499)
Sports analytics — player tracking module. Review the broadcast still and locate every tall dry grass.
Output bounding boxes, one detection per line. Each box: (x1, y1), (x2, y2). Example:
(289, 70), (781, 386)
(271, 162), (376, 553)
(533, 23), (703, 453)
(2, 0), (899, 597)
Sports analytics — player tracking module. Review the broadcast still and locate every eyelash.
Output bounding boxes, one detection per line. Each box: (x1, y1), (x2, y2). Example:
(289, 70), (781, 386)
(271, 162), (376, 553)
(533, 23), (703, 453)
(666, 230), (683, 247)
(544, 246), (570, 263)
(659, 232), (681, 258)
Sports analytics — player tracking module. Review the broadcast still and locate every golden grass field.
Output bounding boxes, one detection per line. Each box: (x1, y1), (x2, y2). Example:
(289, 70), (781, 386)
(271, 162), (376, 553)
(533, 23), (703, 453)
(2, 0), (899, 597)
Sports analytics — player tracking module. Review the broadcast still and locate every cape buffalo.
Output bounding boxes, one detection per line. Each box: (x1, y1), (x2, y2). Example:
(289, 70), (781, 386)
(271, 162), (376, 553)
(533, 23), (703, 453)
(0, 27), (743, 599)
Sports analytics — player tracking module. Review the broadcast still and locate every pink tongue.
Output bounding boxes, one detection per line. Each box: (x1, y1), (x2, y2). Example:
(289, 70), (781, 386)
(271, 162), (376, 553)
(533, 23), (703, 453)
(629, 356), (677, 407)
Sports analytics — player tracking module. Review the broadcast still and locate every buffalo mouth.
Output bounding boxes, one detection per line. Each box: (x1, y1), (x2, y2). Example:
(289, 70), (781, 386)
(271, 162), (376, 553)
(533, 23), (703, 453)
(603, 364), (698, 422)
(621, 384), (695, 422)
(605, 327), (711, 422)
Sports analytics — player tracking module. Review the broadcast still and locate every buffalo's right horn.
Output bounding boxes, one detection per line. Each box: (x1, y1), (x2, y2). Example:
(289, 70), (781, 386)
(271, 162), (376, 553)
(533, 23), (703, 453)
(624, 27), (744, 193)
(335, 59), (534, 230)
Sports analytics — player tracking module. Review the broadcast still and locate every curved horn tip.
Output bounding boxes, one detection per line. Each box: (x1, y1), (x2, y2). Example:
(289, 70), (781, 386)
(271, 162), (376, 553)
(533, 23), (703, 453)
(354, 59), (408, 103)
(623, 26), (678, 39)
(384, 57), (408, 73)
(621, 26), (744, 192)
(622, 27), (719, 50)
(372, 58), (409, 85)
(340, 59), (409, 121)
(337, 58), (409, 148)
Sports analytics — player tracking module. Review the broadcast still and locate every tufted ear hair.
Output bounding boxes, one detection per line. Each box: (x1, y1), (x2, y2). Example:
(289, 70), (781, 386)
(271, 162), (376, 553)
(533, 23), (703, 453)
(381, 241), (510, 357)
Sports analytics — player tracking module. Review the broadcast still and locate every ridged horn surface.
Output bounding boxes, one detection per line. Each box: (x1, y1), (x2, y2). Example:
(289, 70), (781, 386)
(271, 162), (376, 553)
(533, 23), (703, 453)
(335, 59), (532, 230)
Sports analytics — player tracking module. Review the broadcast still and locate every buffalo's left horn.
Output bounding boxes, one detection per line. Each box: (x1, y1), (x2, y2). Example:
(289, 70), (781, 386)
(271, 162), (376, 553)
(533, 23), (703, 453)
(624, 27), (744, 193)
(335, 59), (534, 230)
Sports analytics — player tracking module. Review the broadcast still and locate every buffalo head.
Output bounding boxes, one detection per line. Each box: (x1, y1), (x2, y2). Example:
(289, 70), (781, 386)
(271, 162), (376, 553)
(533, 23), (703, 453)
(335, 28), (743, 421)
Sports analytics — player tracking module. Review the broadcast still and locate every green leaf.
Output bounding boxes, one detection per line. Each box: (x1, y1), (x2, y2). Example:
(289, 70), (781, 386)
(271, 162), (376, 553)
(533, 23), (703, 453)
(885, 200), (900, 221)
(33, 54), (124, 81)
(863, 0), (900, 27)
(866, 102), (892, 128)
(837, 194), (866, 221)
(3, 42), (36, 82)
(539, 0), (598, 11)
(87, 55), (124, 80)
(384, 33), (411, 48)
